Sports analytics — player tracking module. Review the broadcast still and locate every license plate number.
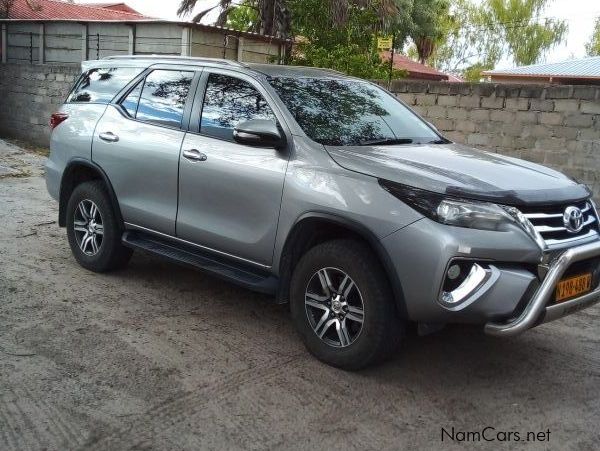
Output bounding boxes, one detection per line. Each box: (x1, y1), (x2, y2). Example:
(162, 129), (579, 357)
(555, 273), (592, 303)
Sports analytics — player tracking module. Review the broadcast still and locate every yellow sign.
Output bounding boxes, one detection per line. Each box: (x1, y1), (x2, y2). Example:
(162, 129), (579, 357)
(377, 37), (393, 50)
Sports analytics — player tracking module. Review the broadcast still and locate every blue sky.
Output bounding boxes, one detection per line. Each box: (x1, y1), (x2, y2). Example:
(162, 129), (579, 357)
(78, 0), (600, 69)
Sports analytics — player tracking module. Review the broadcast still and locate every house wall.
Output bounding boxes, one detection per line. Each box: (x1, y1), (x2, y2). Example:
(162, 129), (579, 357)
(86, 23), (130, 59)
(135, 23), (182, 55)
(190, 28), (236, 60)
(238, 38), (281, 63)
(385, 79), (600, 199)
(6, 22), (40, 63)
(1, 21), (283, 64)
(45, 22), (85, 64)
(189, 28), (280, 62)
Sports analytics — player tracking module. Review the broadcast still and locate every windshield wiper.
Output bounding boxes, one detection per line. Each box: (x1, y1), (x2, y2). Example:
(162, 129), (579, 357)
(358, 138), (413, 146)
(427, 138), (451, 144)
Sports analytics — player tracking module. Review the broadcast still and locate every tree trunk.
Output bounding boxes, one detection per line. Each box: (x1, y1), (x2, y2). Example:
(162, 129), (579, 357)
(415, 37), (435, 65)
(259, 0), (275, 36)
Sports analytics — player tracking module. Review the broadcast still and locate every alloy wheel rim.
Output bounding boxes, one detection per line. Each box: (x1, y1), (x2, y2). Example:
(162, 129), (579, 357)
(73, 199), (104, 256)
(304, 267), (365, 348)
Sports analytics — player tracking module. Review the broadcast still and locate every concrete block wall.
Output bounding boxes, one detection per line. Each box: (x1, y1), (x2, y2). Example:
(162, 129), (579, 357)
(0, 64), (79, 145)
(387, 80), (600, 200)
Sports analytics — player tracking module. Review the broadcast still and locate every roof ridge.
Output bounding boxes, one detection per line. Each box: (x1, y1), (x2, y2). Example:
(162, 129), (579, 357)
(44, 0), (148, 18)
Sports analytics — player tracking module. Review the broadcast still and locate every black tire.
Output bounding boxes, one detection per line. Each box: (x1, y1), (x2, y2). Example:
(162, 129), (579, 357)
(290, 239), (403, 370)
(66, 180), (132, 272)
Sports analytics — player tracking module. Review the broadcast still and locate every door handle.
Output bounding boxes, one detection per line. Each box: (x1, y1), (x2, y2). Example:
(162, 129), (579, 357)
(99, 132), (119, 143)
(182, 148), (207, 162)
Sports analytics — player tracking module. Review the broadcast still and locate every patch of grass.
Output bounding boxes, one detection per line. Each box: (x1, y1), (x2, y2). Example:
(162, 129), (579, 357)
(2, 137), (50, 157)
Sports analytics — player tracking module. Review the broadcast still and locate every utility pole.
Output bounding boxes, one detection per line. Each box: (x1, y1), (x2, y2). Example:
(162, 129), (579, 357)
(387, 32), (396, 89)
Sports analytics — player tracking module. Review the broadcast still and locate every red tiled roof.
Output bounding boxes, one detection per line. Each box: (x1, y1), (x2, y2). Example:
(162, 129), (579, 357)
(7, 0), (150, 21)
(84, 2), (142, 15)
(380, 51), (460, 82)
(446, 73), (465, 82)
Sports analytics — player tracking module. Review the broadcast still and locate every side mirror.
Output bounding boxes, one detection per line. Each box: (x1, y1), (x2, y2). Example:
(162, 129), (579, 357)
(233, 119), (285, 148)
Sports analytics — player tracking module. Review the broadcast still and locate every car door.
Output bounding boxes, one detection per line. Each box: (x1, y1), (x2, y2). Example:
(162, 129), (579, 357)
(92, 67), (198, 236)
(177, 70), (290, 266)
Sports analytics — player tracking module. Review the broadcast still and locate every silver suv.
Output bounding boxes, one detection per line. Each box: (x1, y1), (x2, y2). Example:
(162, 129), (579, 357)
(46, 56), (600, 369)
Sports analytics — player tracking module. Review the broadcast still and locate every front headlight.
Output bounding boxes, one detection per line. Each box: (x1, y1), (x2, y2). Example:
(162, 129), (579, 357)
(379, 180), (515, 231)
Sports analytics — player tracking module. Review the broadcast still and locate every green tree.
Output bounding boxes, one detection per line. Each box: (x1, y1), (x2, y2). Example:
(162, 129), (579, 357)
(289, 0), (407, 78)
(585, 18), (600, 57)
(177, 0), (444, 79)
(225, 2), (259, 31)
(485, 0), (567, 66)
(430, 0), (502, 80)
(428, 0), (567, 81)
(409, 0), (450, 64)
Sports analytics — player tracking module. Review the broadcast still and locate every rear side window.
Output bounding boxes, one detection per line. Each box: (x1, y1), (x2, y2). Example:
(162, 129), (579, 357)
(122, 70), (194, 128)
(200, 73), (276, 141)
(67, 67), (143, 104)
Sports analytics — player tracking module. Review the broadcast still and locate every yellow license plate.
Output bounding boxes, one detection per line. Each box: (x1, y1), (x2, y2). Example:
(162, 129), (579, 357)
(555, 273), (592, 303)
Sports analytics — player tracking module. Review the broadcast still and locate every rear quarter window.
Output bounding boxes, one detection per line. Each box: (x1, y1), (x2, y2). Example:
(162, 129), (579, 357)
(67, 67), (144, 104)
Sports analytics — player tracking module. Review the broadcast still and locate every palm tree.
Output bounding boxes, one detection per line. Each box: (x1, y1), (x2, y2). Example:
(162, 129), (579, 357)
(178, 0), (291, 38)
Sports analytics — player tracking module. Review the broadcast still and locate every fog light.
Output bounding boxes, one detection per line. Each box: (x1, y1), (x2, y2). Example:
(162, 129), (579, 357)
(439, 262), (500, 309)
(441, 264), (487, 305)
(447, 264), (461, 280)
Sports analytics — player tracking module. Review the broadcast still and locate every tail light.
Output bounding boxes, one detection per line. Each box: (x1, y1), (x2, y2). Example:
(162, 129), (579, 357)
(50, 112), (69, 130)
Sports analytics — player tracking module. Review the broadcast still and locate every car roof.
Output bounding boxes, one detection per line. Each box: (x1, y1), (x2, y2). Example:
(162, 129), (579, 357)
(85, 55), (354, 80)
(242, 63), (351, 79)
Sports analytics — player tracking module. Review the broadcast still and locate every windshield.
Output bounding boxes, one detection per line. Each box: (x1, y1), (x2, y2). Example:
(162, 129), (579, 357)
(267, 76), (441, 146)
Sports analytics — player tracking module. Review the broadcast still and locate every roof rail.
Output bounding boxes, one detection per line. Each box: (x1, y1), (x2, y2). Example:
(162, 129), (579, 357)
(102, 55), (244, 67)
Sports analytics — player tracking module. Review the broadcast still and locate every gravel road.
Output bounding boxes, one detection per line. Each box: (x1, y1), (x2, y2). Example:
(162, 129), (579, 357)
(1, 139), (599, 451)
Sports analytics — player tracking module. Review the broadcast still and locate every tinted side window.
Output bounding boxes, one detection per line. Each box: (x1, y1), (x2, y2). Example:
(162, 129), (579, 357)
(200, 73), (276, 141)
(136, 70), (194, 128)
(68, 67), (143, 103)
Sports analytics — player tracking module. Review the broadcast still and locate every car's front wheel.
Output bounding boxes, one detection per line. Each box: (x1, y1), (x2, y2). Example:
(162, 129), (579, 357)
(66, 181), (132, 272)
(290, 239), (403, 370)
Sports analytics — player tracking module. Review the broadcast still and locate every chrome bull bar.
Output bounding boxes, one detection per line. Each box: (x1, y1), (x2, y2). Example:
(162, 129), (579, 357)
(485, 240), (600, 337)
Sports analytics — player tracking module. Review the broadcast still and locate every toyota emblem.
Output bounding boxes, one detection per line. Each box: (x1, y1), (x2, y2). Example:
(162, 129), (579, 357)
(563, 206), (584, 233)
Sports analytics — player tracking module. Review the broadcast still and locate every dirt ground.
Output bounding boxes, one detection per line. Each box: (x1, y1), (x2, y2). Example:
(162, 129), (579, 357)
(0, 138), (599, 451)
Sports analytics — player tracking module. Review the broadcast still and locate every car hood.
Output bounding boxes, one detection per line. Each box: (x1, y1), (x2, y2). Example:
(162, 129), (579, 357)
(324, 142), (590, 206)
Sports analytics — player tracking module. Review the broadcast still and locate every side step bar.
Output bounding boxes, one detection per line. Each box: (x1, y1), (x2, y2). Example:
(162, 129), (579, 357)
(122, 231), (278, 295)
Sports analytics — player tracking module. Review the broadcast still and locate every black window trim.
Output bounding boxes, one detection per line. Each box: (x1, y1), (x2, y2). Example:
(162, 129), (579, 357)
(111, 66), (202, 133)
(187, 67), (291, 148)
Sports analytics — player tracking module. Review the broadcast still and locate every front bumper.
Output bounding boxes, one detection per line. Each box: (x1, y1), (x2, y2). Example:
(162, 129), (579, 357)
(484, 240), (600, 336)
(381, 218), (600, 327)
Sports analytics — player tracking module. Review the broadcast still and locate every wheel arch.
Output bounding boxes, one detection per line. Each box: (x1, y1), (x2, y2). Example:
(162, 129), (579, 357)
(58, 158), (123, 228)
(276, 212), (408, 318)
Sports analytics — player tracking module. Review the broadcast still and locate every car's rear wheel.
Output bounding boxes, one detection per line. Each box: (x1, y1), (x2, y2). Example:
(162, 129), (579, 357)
(290, 239), (403, 370)
(66, 181), (132, 272)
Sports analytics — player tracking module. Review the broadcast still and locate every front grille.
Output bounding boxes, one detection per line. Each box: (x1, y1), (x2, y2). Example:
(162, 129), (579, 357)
(521, 200), (599, 247)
